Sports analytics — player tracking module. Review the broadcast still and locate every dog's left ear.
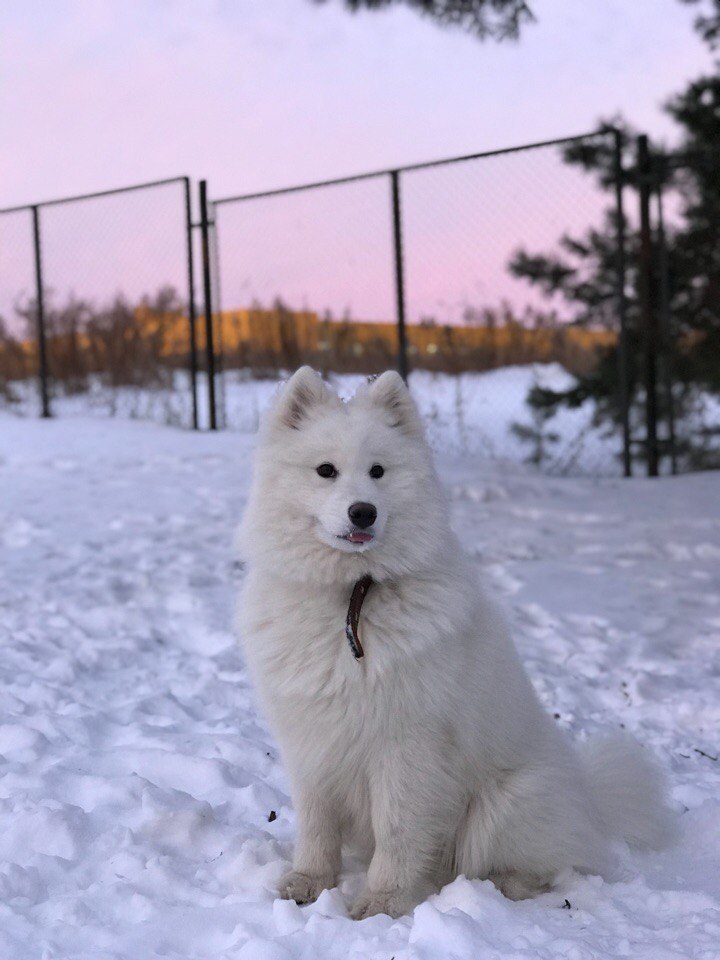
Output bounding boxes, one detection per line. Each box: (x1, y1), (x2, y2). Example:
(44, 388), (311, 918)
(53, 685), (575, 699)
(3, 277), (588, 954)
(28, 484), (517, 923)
(272, 366), (338, 429)
(364, 371), (424, 438)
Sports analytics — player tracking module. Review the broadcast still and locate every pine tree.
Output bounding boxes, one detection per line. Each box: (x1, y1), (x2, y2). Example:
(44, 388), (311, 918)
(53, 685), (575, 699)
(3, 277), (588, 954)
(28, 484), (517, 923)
(312, 0), (534, 40)
(508, 47), (720, 470)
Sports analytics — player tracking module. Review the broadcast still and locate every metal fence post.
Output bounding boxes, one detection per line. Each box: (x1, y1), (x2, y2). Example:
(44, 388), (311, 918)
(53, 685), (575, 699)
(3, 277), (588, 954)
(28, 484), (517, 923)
(390, 170), (409, 382)
(612, 130), (631, 477)
(199, 179), (217, 430)
(210, 204), (226, 428)
(31, 205), (51, 418)
(637, 135), (659, 477)
(183, 178), (199, 430)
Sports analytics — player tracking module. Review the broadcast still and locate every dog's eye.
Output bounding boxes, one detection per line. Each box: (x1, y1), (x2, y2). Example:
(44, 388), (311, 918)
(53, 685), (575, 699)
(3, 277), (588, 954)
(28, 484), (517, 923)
(369, 464), (384, 479)
(316, 462), (338, 479)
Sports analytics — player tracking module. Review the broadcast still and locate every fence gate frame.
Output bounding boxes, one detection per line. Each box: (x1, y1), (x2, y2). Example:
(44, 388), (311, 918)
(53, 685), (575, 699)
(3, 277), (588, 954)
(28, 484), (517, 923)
(0, 175), (199, 429)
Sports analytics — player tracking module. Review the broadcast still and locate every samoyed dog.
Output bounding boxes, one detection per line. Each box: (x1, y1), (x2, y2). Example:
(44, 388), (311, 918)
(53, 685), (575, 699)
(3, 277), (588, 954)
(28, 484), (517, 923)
(237, 367), (674, 919)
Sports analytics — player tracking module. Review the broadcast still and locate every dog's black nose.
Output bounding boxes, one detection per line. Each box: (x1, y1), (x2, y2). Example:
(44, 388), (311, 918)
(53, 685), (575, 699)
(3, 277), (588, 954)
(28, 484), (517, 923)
(348, 502), (377, 529)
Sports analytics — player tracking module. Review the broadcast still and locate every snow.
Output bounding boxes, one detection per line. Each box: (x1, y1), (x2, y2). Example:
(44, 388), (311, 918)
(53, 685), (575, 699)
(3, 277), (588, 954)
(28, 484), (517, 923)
(1, 404), (719, 960)
(7, 363), (621, 475)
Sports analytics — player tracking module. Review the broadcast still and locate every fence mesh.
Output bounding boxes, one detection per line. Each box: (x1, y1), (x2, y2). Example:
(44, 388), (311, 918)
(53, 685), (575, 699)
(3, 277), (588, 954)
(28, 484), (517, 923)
(211, 132), (624, 473)
(0, 210), (37, 399)
(213, 175), (396, 375)
(0, 179), (197, 428)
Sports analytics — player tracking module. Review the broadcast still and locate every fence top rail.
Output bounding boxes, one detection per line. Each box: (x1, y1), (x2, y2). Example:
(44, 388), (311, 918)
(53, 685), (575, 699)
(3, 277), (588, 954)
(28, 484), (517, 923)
(212, 128), (615, 206)
(0, 175), (189, 215)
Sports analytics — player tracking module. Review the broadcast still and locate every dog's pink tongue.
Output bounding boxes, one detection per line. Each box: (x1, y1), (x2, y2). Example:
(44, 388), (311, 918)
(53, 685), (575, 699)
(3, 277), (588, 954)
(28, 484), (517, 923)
(347, 532), (373, 543)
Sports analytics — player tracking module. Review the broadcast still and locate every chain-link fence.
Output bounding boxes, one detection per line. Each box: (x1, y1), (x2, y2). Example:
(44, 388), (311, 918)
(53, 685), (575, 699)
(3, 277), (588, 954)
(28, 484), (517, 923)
(210, 130), (630, 474)
(0, 177), (199, 429)
(6, 131), (716, 477)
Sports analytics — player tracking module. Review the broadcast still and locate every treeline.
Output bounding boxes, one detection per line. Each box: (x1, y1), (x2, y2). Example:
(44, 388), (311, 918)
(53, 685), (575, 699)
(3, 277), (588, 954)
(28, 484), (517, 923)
(0, 287), (188, 400)
(0, 289), (614, 402)
(215, 301), (613, 378)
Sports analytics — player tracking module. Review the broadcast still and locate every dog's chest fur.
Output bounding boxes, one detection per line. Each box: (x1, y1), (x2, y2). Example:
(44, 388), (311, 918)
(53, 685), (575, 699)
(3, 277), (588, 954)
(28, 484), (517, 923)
(240, 571), (466, 737)
(239, 570), (471, 827)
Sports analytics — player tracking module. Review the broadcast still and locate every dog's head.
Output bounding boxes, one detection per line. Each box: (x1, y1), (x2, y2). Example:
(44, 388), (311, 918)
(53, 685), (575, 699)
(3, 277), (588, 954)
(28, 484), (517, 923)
(241, 367), (450, 583)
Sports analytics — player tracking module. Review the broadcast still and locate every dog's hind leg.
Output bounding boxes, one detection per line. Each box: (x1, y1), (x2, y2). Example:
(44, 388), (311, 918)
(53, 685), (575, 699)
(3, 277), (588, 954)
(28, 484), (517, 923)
(455, 761), (615, 900)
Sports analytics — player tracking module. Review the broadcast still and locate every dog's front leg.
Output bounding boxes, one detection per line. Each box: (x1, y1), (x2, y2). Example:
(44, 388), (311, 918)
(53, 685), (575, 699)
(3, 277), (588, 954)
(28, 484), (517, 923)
(279, 785), (341, 905)
(350, 748), (447, 920)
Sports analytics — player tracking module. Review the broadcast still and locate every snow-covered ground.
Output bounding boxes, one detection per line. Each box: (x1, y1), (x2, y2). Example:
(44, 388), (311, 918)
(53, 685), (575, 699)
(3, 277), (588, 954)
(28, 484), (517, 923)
(8, 364), (720, 477)
(1, 410), (719, 960)
(221, 365), (616, 476)
(6, 364), (623, 475)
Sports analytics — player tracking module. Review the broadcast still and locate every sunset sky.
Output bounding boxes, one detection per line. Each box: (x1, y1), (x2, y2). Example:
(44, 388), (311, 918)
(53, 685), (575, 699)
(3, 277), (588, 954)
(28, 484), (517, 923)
(2, 0), (712, 205)
(1, 0), (714, 326)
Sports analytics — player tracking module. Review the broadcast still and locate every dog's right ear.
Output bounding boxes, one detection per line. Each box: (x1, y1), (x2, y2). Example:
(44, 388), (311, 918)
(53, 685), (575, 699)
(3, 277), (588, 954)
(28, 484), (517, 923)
(364, 370), (424, 438)
(271, 366), (337, 429)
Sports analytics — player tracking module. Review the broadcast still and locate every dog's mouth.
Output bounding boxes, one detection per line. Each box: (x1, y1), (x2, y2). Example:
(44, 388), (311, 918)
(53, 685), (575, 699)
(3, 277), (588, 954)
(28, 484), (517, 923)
(338, 531), (374, 545)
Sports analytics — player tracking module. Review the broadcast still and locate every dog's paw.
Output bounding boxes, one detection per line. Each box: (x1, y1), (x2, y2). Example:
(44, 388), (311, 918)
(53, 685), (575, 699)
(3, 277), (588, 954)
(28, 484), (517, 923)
(488, 870), (553, 901)
(278, 870), (334, 905)
(349, 888), (414, 920)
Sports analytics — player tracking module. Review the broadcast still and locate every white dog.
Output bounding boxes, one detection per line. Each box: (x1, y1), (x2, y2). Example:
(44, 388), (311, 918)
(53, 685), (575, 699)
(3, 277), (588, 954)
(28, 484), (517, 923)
(237, 367), (674, 920)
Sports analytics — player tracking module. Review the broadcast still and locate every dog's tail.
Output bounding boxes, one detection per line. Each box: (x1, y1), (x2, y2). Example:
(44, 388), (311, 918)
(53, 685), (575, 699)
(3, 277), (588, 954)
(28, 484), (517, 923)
(578, 733), (676, 850)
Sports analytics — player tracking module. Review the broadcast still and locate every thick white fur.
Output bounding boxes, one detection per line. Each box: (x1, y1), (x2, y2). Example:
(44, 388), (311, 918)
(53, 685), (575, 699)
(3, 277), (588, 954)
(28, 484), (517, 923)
(236, 367), (675, 919)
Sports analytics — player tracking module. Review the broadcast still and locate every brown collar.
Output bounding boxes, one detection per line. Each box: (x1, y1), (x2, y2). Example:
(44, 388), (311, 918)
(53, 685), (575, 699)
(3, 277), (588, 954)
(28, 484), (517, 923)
(345, 575), (373, 660)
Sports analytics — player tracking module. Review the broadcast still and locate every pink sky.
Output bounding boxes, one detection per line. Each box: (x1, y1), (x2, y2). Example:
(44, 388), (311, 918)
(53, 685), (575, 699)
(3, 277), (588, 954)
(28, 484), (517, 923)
(213, 138), (610, 324)
(0, 0), (713, 328)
